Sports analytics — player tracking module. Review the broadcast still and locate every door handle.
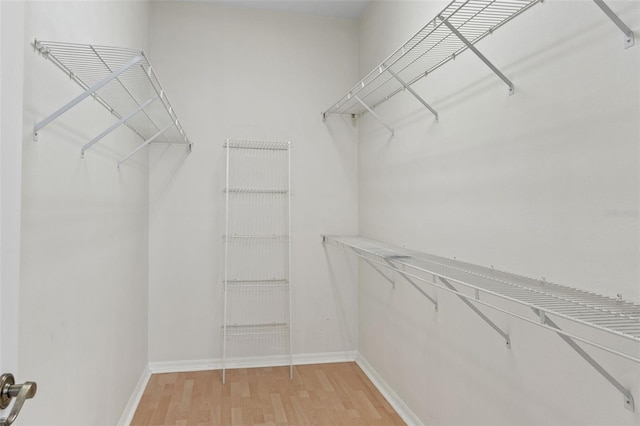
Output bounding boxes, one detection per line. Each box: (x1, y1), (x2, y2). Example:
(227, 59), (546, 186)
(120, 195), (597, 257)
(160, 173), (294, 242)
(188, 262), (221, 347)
(0, 374), (37, 426)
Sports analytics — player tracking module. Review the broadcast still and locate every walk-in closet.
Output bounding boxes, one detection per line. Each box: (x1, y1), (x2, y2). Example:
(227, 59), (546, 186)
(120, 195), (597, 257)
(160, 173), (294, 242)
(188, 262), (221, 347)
(0, 0), (638, 425)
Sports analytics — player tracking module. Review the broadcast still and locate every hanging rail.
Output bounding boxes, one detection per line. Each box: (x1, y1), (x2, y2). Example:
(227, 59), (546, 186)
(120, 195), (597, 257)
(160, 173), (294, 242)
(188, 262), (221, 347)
(32, 40), (192, 166)
(322, 0), (635, 130)
(323, 235), (640, 411)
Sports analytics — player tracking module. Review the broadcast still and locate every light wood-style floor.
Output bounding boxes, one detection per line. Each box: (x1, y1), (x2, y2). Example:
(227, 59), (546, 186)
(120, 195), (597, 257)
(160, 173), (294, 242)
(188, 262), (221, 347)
(131, 362), (405, 425)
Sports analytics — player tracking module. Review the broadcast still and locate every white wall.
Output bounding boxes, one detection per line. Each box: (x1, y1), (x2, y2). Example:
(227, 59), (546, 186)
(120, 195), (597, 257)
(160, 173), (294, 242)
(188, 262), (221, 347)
(355, 0), (640, 424)
(147, 2), (359, 364)
(18, 2), (150, 424)
(0, 0), (25, 380)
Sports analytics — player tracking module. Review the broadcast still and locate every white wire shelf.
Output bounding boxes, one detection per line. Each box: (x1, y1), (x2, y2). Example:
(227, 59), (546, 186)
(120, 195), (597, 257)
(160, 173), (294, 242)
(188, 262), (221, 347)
(224, 188), (289, 194)
(224, 323), (290, 338)
(32, 39), (192, 165)
(222, 235), (289, 240)
(224, 139), (290, 151)
(324, 235), (640, 410)
(225, 279), (290, 288)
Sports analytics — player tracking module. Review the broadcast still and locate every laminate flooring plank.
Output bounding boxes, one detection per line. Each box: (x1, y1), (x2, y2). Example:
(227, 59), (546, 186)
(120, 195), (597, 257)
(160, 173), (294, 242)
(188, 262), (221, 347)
(131, 362), (405, 426)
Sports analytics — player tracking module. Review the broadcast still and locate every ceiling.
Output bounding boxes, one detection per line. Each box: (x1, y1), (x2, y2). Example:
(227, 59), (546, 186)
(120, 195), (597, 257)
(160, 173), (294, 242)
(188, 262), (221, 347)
(211, 0), (372, 20)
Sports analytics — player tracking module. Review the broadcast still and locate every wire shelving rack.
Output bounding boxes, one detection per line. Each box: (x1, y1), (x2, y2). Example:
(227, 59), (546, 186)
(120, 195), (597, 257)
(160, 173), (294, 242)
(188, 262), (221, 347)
(222, 139), (293, 383)
(322, 0), (635, 135)
(32, 40), (192, 166)
(323, 235), (640, 411)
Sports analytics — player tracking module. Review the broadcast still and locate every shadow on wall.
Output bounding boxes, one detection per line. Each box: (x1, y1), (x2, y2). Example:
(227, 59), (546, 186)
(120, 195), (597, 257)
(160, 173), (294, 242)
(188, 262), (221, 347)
(345, 5), (633, 140)
(323, 243), (358, 349)
(149, 144), (191, 210)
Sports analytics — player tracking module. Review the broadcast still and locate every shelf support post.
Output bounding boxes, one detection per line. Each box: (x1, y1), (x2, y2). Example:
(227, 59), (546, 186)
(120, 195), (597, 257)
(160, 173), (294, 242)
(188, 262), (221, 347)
(81, 95), (157, 158)
(33, 55), (143, 139)
(439, 277), (511, 348)
(439, 17), (515, 95)
(386, 68), (439, 122)
(533, 308), (635, 411)
(352, 94), (395, 137)
(593, 0), (635, 48)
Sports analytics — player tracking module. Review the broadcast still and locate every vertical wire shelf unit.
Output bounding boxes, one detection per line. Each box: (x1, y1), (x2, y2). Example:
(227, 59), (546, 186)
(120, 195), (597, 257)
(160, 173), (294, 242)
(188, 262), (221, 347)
(323, 235), (640, 411)
(321, 0), (635, 135)
(222, 139), (292, 383)
(32, 40), (192, 166)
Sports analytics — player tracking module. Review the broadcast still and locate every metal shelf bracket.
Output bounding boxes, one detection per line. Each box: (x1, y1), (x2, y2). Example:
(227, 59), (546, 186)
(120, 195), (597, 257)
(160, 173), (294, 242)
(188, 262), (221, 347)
(363, 258), (396, 289)
(593, 0), (635, 49)
(322, 236), (640, 411)
(80, 95), (157, 158)
(440, 277), (511, 348)
(352, 94), (395, 137)
(33, 40), (193, 165)
(385, 258), (438, 310)
(324, 237), (439, 309)
(439, 16), (515, 95)
(33, 54), (143, 140)
(386, 67), (439, 122)
(534, 308), (635, 411)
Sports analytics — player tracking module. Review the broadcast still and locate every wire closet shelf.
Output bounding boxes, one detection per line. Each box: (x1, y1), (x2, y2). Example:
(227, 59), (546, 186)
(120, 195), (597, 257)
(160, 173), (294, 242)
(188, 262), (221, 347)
(323, 0), (541, 119)
(33, 40), (192, 166)
(324, 236), (640, 362)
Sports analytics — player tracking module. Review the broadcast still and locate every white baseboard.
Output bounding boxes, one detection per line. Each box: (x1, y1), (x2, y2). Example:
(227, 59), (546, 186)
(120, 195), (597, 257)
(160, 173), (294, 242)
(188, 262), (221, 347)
(356, 353), (424, 426)
(148, 350), (358, 374)
(122, 351), (421, 426)
(117, 365), (151, 426)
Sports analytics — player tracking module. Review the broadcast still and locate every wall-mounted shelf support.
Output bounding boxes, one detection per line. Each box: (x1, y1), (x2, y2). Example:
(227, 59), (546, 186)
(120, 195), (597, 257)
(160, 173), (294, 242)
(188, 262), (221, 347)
(323, 235), (640, 411)
(384, 258), (438, 310)
(117, 122), (175, 168)
(33, 54), (143, 140)
(363, 258), (396, 289)
(330, 236), (438, 311)
(81, 95), (157, 158)
(534, 308), (635, 411)
(352, 94), (395, 136)
(440, 277), (511, 348)
(323, 0), (634, 129)
(439, 17), (515, 95)
(593, 0), (635, 48)
(33, 40), (192, 164)
(386, 67), (439, 122)
(322, 1), (541, 124)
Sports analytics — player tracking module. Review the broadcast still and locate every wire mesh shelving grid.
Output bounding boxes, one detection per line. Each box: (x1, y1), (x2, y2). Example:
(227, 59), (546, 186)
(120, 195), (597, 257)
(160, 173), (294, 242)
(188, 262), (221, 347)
(324, 235), (640, 360)
(33, 40), (191, 164)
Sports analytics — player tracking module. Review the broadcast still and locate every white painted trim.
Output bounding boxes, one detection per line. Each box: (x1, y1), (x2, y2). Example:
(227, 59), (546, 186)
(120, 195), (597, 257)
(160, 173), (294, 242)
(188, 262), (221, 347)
(122, 352), (424, 426)
(148, 350), (357, 374)
(117, 365), (151, 426)
(356, 353), (425, 426)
